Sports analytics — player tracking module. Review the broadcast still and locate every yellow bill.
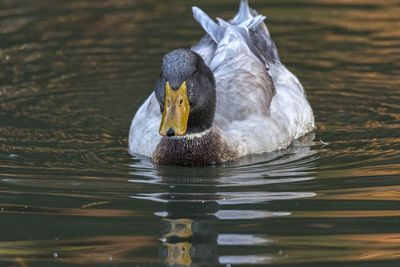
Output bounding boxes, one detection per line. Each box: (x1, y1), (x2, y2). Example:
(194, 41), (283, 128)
(159, 81), (190, 136)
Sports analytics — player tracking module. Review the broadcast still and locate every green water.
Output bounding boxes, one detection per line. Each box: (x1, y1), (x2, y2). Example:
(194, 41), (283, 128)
(0, 0), (399, 266)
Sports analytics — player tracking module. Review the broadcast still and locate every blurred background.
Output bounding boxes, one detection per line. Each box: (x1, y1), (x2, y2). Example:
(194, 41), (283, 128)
(0, 0), (399, 266)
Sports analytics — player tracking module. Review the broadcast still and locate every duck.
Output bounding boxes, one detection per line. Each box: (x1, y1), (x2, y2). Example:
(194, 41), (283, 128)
(129, 0), (315, 166)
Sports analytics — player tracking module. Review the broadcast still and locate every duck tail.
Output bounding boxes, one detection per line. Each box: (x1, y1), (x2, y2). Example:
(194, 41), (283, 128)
(192, 6), (225, 43)
(231, 0), (252, 24)
(232, 0), (280, 62)
(192, 1), (280, 64)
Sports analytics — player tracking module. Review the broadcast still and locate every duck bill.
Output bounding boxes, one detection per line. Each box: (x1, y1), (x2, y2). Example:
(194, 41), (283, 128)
(159, 81), (190, 137)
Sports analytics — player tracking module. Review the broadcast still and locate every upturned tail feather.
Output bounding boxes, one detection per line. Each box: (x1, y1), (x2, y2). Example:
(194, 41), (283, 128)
(192, 0), (280, 65)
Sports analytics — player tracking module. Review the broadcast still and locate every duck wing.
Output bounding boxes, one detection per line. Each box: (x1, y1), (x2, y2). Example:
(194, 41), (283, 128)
(129, 93), (161, 157)
(191, 4), (276, 123)
(191, 1), (314, 155)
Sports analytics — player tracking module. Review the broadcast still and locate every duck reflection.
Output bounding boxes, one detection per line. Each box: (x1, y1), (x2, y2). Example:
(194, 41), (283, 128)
(159, 190), (220, 267)
(132, 134), (318, 266)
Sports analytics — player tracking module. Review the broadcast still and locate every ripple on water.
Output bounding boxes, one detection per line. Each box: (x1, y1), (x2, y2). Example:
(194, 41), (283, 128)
(0, 0), (400, 266)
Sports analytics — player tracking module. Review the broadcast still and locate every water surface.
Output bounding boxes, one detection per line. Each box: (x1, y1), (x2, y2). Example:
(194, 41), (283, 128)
(0, 0), (399, 266)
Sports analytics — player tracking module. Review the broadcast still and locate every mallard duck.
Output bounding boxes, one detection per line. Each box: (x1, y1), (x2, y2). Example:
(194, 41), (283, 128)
(129, 0), (315, 166)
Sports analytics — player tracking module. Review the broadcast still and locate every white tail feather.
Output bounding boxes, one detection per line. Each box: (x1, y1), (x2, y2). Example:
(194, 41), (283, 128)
(192, 6), (224, 43)
(231, 0), (252, 24)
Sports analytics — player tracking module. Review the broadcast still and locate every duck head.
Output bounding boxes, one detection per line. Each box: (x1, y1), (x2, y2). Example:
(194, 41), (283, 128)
(155, 49), (216, 137)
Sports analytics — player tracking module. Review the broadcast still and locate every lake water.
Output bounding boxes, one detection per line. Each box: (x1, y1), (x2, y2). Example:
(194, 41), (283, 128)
(0, 0), (399, 266)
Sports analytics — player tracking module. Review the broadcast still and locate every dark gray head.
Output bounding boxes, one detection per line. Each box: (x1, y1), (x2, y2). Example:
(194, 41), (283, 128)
(155, 49), (216, 136)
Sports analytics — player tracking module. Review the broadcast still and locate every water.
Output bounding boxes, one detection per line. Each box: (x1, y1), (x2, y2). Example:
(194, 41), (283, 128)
(0, 0), (399, 266)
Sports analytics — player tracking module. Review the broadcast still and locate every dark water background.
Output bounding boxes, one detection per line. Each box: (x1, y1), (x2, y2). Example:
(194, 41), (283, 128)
(1, 0), (399, 266)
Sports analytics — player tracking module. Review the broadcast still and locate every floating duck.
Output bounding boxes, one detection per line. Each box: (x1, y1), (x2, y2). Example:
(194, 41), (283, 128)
(129, 0), (315, 166)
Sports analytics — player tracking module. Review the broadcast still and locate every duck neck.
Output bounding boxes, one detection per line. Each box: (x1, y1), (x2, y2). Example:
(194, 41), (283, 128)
(152, 127), (237, 167)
